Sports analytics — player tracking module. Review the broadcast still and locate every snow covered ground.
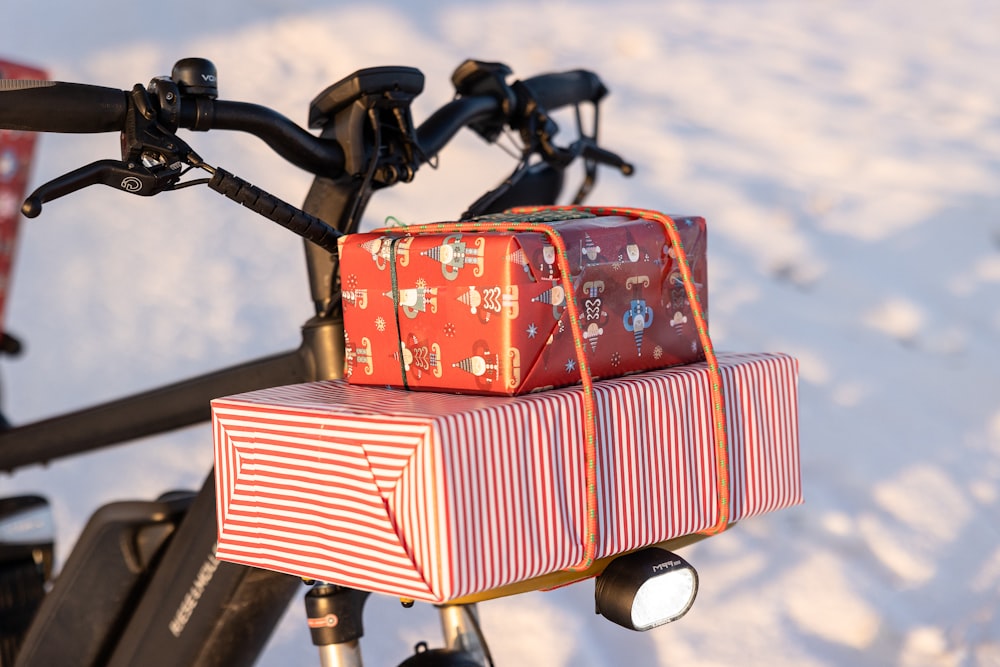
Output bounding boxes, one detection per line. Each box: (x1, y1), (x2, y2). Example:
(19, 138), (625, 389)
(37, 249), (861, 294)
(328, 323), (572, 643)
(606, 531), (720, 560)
(2, 1), (999, 665)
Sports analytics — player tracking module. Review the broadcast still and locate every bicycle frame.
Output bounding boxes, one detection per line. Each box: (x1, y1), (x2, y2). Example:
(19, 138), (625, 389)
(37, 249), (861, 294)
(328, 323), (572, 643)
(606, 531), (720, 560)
(0, 132), (483, 667)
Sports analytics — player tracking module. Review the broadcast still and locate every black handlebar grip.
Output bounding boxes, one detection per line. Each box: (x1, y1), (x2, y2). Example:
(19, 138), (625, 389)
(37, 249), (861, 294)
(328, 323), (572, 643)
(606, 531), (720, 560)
(519, 70), (608, 111)
(0, 81), (129, 133)
(208, 168), (341, 253)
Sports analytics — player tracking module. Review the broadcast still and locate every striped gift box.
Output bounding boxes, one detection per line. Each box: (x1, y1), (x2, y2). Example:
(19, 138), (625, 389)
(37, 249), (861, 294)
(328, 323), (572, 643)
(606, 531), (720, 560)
(212, 352), (800, 602)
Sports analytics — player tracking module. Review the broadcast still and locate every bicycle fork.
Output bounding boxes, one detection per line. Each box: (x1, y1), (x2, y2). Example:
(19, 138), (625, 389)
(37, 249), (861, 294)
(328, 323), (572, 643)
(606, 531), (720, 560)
(304, 585), (488, 667)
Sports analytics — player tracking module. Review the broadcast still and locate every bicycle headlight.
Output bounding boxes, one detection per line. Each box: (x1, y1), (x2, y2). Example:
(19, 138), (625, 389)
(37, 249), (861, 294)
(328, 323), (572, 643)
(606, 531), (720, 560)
(594, 548), (698, 631)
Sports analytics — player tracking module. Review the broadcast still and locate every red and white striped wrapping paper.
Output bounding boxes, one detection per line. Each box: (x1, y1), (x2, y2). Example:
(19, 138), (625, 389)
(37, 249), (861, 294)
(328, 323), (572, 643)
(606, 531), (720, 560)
(211, 352), (800, 602)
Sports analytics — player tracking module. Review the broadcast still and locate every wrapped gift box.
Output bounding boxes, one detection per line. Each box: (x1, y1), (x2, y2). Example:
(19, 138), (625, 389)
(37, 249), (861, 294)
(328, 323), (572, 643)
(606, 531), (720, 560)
(0, 59), (47, 328)
(212, 352), (800, 603)
(337, 210), (707, 394)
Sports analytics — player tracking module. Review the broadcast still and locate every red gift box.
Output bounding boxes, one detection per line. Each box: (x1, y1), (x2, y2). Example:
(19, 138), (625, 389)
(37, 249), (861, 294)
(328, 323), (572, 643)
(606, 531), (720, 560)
(337, 209), (707, 394)
(211, 352), (801, 603)
(0, 59), (46, 328)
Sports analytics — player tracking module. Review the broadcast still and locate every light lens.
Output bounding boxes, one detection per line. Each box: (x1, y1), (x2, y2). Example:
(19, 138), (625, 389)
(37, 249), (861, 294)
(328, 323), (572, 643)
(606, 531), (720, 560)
(631, 566), (697, 630)
(595, 548), (699, 631)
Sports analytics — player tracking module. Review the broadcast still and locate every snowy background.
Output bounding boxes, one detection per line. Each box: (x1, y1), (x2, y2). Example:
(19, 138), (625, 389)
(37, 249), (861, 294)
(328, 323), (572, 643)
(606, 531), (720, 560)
(2, 1), (1000, 665)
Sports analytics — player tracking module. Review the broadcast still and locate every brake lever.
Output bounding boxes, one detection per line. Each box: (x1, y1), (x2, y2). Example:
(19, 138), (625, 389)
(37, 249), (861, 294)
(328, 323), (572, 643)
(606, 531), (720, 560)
(21, 82), (206, 218)
(568, 137), (635, 205)
(573, 139), (635, 177)
(21, 158), (185, 218)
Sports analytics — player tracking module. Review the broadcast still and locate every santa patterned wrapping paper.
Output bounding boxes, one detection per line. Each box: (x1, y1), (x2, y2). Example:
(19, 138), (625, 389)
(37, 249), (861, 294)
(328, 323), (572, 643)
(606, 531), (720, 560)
(337, 210), (707, 394)
(0, 59), (46, 329)
(212, 352), (801, 603)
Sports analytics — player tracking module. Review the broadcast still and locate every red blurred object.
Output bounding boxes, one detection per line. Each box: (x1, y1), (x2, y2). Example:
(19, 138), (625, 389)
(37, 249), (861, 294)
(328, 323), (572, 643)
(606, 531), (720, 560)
(0, 58), (46, 329)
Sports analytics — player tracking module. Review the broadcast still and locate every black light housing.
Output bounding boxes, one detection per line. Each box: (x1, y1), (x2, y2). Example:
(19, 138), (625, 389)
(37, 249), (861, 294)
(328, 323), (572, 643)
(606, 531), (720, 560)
(0, 495), (54, 574)
(595, 547), (699, 631)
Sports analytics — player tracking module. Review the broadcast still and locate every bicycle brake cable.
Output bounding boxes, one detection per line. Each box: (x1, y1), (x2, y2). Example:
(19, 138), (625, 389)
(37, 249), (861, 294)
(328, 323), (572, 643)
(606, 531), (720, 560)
(181, 158), (341, 254)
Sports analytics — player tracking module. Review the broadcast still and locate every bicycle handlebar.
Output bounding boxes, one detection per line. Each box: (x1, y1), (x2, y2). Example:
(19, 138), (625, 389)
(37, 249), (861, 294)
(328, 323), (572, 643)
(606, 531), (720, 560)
(0, 80), (128, 133)
(0, 61), (632, 247)
(0, 82), (345, 176)
(0, 68), (608, 176)
(520, 70), (607, 109)
(415, 95), (499, 158)
(183, 100), (345, 177)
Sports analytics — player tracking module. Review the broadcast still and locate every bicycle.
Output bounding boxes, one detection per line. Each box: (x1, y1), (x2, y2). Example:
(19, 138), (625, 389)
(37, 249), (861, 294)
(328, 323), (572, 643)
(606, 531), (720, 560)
(0, 56), (646, 666)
